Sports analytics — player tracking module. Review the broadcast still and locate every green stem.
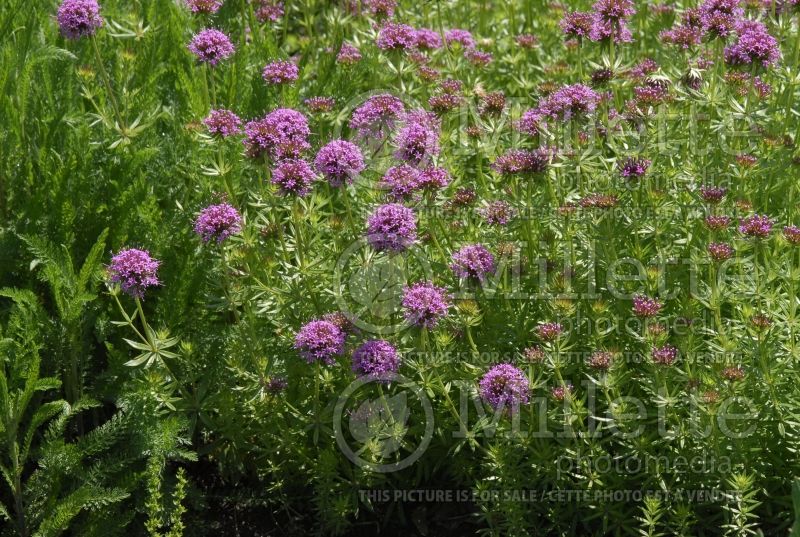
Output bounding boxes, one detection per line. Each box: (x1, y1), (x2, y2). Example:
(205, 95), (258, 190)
(91, 35), (124, 130)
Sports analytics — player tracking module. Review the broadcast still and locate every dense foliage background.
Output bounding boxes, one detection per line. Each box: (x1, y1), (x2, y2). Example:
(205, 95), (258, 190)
(3, 0), (800, 535)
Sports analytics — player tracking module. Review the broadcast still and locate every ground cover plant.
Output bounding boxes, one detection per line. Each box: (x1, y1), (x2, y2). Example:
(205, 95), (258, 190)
(3, 0), (800, 535)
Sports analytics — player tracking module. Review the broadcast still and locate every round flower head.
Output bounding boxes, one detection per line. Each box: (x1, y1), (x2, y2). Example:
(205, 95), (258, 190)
(479, 91), (505, 117)
(478, 200), (516, 226)
(589, 0), (635, 42)
(619, 156), (651, 179)
(262, 60), (299, 85)
(304, 96), (336, 113)
(381, 165), (422, 200)
(185, 0), (223, 14)
(537, 84), (600, 121)
(588, 351), (613, 370)
(314, 140), (365, 187)
(699, 185), (726, 203)
(57, 0), (103, 39)
(652, 344), (678, 365)
(537, 322), (563, 342)
(417, 166), (450, 190)
(337, 43), (362, 64)
(366, 203), (417, 253)
(294, 320), (345, 364)
(365, 0), (396, 18)
(349, 94), (405, 140)
(551, 383), (574, 402)
(352, 340), (400, 378)
(376, 22), (417, 50)
(515, 34), (538, 48)
(244, 108), (310, 160)
(393, 116), (440, 165)
(445, 29), (476, 48)
(415, 28), (443, 49)
(704, 215), (731, 231)
(739, 214), (772, 238)
(724, 22), (780, 68)
(203, 109), (242, 137)
(632, 294), (663, 317)
(491, 149), (550, 176)
(108, 248), (160, 299)
(271, 159), (316, 197)
(188, 29), (235, 66)
(255, 0), (284, 23)
(401, 281), (450, 328)
(699, 0), (744, 38)
(194, 203), (242, 243)
(560, 11), (594, 38)
(451, 244), (496, 280)
(465, 49), (493, 67)
(708, 242), (733, 262)
(783, 225), (800, 245)
(479, 364), (530, 410)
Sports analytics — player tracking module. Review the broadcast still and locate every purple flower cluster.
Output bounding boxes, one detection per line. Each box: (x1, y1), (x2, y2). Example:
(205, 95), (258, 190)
(699, 185), (727, 203)
(705, 215), (732, 231)
(352, 340), (400, 378)
(739, 214), (772, 238)
(464, 49), (492, 66)
(262, 60), (299, 84)
(698, 0), (743, 38)
(444, 29), (476, 48)
(479, 364), (530, 409)
(185, 0), (222, 14)
(589, 0), (636, 43)
(536, 84), (601, 121)
(57, 0), (103, 39)
(632, 294), (663, 317)
(491, 149), (550, 175)
(415, 28), (442, 49)
(784, 225), (800, 245)
(381, 165), (422, 199)
(203, 109), (242, 137)
(619, 156), (651, 179)
(349, 94), (405, 140)
(188, 29), (235, 66)
(314, 140), (365, 187)
(402, 281), (450, 327)
(708, 242), (734, 262)
(560, 11), (595, 39)
(294, 320), (346, 364)
(304, 96), (336, 113)
(364, 0), (396, 18)
(652, 344), (678, 365)
(417, 166), (450, 190)
(271, 159), (316, 196)
(377, 22), (417, 50)
(194, 203), (243, 243)
(393, 111), (440, 165)
(537, 322), (563, 341)
(254, 0), (284, 22)
(724, 21), (780, 68)
(451, 244), (496, 280)
(337, 43), (362, 64)
(366, 203), (417, 253)
(478, 200), (515, 226)
(108, 248), (160, 299)
(244, 108), (310, 160)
